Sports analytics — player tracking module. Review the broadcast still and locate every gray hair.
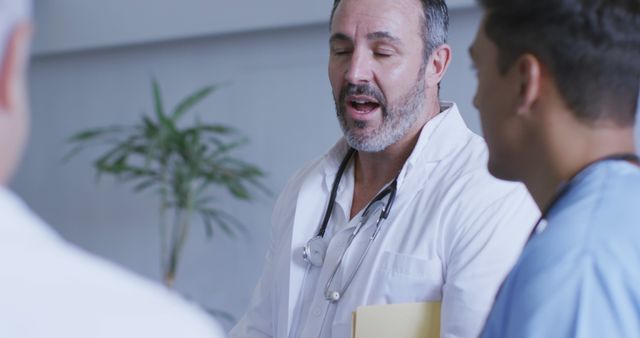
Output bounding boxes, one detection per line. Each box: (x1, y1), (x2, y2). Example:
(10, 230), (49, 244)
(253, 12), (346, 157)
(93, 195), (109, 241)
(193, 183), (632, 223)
(330, 0), (449, 61)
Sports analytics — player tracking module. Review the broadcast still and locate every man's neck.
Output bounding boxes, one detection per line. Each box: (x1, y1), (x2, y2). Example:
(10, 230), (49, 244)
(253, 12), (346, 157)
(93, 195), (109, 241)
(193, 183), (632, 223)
(349, 137), (417, 219)
(355, 100), (441, 186)
(524, 123), (636, 212)
(349, 122), (428, 219)
(348, 99), (441, 219)
(354, 138), (416, 185)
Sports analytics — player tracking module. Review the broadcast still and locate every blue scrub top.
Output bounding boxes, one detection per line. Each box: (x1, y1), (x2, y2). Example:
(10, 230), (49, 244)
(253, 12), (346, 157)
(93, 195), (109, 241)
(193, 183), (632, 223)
(480, 160), (640, 338)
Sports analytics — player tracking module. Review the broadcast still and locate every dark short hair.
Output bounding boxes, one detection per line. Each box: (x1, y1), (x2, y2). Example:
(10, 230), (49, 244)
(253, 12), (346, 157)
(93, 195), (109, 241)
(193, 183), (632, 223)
(330, 0), (449, 61)
(479, 0), (640, 125)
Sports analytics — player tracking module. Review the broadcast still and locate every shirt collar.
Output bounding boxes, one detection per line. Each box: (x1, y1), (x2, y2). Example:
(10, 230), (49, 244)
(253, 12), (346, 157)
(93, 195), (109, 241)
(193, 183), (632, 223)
(321, 138), (352, 194)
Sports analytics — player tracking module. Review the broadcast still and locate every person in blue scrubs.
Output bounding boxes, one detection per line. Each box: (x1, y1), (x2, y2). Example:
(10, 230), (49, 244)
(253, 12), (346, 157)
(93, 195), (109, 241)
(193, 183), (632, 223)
(468, 0), (640, 337)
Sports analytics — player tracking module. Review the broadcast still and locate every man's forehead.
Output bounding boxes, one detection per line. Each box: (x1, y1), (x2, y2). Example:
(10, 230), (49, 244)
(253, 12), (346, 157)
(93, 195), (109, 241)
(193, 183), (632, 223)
(330, 31), (403, 46)
(330, 0), (423, 37)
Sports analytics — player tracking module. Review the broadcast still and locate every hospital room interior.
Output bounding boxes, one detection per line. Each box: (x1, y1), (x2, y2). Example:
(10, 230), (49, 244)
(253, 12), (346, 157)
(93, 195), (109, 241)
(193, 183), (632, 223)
(14, 0), (640, 334)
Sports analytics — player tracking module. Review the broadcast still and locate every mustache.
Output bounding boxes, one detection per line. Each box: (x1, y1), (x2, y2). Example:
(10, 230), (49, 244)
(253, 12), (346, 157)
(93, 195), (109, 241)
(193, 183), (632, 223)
(339, 83), (386, 106)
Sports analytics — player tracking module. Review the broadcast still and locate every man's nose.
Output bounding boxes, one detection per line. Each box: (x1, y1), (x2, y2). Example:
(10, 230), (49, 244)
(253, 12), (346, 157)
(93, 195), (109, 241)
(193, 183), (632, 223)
(344, 49), (373, 84)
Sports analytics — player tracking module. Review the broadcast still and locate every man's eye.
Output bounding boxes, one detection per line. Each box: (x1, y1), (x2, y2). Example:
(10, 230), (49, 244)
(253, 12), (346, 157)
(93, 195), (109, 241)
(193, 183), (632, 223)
(333, 50), (351, 56)
(374, 50), (393, 57)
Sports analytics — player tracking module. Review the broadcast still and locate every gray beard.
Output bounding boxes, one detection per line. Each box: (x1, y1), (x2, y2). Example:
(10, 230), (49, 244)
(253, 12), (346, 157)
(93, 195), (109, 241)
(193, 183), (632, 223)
(335, 75), (426, 153)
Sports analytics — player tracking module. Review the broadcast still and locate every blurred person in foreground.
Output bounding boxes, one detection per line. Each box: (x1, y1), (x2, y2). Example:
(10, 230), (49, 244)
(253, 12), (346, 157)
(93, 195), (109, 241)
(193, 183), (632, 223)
(0, 1), (226, 337)
(469, 0), (640, 337)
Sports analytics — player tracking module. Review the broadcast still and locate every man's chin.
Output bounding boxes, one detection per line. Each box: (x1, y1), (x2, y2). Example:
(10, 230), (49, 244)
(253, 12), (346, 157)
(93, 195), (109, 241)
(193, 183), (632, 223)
(344, 133), (389, 153)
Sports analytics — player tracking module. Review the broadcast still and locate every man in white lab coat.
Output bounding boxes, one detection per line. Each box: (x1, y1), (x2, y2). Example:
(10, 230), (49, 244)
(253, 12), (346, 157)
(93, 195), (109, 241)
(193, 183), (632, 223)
(0, 1), (225, 337)
(231, 0), (539, 337)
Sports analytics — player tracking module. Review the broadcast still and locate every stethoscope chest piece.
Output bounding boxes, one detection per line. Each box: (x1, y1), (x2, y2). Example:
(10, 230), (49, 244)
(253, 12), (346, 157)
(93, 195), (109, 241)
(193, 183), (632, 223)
(303, 236), (327, 267)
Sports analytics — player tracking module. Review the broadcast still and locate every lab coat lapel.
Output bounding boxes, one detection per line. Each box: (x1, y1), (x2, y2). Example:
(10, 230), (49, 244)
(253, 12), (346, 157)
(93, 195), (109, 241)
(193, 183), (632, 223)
(395, 104), (468, 199)
(286, 142), (348, 335)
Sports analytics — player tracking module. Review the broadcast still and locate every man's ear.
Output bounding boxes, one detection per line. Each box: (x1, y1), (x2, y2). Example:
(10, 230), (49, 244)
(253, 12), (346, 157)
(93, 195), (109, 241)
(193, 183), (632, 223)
(425, 43), (452, 88)
(514, 53), (542, 117)
(0, 22), (32, 112)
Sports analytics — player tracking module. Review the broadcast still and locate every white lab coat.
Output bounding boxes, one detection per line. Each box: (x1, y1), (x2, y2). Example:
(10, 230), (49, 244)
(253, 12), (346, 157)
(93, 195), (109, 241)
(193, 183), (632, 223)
(0, 187), (226, 338)
(231, 103), (539, 338)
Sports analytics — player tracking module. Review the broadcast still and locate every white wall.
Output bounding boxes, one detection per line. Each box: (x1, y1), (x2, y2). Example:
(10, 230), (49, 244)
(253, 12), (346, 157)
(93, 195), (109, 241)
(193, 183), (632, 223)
(33, 0), (475, 55)
(16, 5), (484, 331)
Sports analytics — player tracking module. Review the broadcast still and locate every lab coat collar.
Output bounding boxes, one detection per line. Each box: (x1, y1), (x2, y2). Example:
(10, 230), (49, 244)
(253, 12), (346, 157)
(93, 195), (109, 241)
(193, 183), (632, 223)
(398, 102), (469, 187)
(321, 102), (470, 192)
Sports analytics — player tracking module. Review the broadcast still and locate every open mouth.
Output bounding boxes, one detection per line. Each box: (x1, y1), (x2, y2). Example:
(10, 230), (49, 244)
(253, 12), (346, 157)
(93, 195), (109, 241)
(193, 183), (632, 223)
(348, 96), (381, 114)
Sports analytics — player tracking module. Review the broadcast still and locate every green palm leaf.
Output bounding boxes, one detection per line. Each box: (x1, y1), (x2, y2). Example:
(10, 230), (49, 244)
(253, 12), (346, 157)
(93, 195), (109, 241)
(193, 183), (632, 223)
(65, 78), (269, 287)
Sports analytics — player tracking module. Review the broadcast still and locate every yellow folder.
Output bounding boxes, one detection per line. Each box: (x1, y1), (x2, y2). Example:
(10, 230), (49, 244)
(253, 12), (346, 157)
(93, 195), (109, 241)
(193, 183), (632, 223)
(352, 302), (441, 338)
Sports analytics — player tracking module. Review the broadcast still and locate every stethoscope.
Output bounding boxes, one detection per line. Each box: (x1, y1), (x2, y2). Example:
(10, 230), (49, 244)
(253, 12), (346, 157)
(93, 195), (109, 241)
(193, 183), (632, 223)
(528, 153), (640, 241)
(302, 147), (398, 303)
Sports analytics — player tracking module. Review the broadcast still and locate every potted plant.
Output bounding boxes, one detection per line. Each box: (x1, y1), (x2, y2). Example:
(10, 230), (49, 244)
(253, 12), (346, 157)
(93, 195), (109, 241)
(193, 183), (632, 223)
(66, 79), (268, 287)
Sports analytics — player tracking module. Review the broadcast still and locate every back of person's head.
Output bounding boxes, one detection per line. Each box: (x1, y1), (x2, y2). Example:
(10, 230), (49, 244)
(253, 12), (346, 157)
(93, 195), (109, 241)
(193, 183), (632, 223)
(479, 0), (640, 126)
(0, 0), (32, 184)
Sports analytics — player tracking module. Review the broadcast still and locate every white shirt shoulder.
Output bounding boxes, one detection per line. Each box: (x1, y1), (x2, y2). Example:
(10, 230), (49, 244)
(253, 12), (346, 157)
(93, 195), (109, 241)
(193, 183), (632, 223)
(0, 188), (226, 338)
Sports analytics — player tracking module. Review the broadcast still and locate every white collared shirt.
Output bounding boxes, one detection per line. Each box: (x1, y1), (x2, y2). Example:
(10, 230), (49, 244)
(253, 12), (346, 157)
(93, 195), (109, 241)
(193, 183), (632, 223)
(0, 187), (225, 338)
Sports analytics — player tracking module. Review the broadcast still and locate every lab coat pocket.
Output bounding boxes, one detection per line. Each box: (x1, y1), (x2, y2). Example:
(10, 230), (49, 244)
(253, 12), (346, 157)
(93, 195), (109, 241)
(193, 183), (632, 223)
(376, 251), (443, 303)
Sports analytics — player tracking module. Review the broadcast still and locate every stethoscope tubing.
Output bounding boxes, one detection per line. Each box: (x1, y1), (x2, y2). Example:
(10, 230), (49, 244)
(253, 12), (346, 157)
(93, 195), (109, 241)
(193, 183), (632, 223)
(323, 205), (394, 302)
(305, 147), (399, 303)
(318, 148), (356, 238)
